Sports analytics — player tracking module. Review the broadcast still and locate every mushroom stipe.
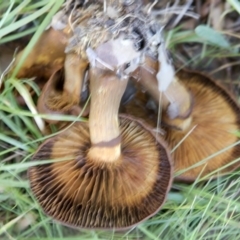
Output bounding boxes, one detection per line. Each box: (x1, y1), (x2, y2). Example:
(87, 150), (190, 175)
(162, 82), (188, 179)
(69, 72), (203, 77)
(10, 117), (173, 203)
(28, 115), (172, 230)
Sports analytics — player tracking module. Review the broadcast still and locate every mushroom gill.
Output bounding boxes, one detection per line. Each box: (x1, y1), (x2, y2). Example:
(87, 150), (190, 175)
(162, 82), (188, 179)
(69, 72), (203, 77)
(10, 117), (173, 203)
(29, 116), (172, 229)
(28, 67), (172, 229)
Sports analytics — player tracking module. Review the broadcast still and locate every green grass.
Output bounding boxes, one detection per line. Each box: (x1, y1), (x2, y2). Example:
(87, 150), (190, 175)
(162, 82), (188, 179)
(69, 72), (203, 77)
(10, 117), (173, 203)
(1, 1), (240, 239)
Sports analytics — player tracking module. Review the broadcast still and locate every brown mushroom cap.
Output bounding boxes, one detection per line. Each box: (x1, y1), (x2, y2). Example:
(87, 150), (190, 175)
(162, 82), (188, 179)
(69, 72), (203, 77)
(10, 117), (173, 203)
(164, 70), (240, 181)
(12, 27), (70, 81)
(28, 115), (172, 229)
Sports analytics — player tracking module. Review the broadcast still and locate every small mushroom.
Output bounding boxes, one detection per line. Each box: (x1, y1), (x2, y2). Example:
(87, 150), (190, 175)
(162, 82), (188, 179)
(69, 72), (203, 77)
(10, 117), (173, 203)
(37, 53), (89, 123)
(28, 67), (172, 229)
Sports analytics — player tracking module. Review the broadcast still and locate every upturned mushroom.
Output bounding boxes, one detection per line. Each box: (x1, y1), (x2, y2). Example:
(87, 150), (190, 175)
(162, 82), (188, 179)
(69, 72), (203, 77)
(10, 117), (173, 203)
(37, 53), (89, 123)
(164, 70), (240, 181)
(125, 57), (240, 181)
(28, 66), (172, 229)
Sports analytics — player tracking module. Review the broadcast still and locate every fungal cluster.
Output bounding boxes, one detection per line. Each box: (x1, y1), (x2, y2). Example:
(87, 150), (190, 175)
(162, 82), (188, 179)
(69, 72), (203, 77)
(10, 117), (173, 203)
(11, 0), (240, 230)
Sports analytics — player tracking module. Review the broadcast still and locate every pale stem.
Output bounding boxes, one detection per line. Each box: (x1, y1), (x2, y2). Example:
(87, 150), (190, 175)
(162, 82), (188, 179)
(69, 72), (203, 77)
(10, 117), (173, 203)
(64, 53), (88, 104)
(87, 67), (128, 162)
(139, 56), (192, 118)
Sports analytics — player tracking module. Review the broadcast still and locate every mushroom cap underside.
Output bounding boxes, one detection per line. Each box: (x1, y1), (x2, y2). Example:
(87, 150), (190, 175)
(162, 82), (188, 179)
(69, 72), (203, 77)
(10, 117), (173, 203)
(28, 116), (172, 229)
(165, 70), (240, 181)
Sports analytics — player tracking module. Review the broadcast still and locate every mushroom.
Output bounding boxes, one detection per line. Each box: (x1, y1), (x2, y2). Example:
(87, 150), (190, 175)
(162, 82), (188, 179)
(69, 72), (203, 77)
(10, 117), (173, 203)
(28, 66), (172, 229)
(11, 26), (70, 82)
(164, 70), (240, 181)
(125, 61), (240, 181)
(37, 53), (89, 123)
